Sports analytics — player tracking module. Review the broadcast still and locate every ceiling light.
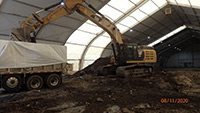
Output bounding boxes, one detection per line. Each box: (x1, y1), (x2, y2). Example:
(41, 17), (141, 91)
(148, 36), (150, 39)
(176, 48), (182, 51)
(130, 29), (133, 32)
(148, 25), (186, 47)
(61, 2), (64, 6)
(168, 44), (171, 46)
(174, 47), (176, 49)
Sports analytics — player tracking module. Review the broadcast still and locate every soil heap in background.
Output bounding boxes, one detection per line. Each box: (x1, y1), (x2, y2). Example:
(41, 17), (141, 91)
(73, 57), (111, 76)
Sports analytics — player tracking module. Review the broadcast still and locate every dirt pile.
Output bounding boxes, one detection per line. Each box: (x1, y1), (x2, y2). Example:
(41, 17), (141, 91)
(166, 71), (200, 97)
(74, 57), (110, 76)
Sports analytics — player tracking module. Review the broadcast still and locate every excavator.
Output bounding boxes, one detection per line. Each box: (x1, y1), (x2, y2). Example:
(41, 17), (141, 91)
(10, 0), (157, 77)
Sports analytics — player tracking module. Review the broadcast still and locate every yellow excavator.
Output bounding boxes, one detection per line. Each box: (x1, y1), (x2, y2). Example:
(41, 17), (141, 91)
(10, 0), (157, 77)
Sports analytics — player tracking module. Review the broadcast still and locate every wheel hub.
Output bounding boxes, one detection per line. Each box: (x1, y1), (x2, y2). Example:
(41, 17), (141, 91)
(50, 77), (59, 86)
(30, 78), (40, 89)
(6, 77), (18, 88)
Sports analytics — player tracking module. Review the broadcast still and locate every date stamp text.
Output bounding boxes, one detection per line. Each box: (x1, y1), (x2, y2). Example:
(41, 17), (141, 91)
(161, 98), (189, 104)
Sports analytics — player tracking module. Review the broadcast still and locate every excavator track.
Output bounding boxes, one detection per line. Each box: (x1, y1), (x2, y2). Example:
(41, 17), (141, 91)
(116, 64), (153, 78)
(97, 64), (117, 76)
(97, 64), (153, 78)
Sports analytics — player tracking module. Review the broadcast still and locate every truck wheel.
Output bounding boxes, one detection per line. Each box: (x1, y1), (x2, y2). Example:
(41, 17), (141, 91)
(45, 73), (62, 88)
(2, 75), (22, 92)
(26, 75), (43, 90)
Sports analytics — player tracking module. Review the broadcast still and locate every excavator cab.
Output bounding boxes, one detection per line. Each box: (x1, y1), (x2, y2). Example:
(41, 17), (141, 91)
(114, 43), (156, 66)
(123, 44), (145, 61)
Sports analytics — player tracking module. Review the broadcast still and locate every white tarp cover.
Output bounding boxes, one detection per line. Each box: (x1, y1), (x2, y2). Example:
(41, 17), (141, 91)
(0, 40), (67, 69)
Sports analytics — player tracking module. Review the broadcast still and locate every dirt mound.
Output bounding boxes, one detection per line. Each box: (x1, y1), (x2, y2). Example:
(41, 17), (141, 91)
(1, 69), (200, 113)
(73, 57), (110, 76)
(167, 71), (200, 97)
(153, 66), (165, 74)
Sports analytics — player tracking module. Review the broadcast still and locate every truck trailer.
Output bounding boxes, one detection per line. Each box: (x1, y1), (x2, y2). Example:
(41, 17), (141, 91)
(0, 40), (72, 92)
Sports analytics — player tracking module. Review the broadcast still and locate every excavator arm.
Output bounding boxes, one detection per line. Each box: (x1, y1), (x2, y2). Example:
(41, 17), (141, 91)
(11, 0), (123, 45)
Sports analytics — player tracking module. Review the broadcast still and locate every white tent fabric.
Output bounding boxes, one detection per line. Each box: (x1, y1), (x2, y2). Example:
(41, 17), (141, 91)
(0, 40), (67, 69)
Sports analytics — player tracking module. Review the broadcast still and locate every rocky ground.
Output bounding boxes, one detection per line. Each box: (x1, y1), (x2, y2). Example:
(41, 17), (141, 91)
(1, 58), (200, 113)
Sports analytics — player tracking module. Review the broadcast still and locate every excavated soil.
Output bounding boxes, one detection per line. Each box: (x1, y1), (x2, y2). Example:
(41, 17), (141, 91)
(1, 58), (200, 113)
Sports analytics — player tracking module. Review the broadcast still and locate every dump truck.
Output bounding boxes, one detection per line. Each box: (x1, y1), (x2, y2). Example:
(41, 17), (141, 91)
(0, 40), (73, 92)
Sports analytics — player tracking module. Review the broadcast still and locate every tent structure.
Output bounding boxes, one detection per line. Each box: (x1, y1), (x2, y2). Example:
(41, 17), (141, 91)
(0, 0), (200, 71)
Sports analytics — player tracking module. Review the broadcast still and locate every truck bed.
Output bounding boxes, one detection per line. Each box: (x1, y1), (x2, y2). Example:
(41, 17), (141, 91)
(0, 40), (68, 69)
(0, 63), (73, 75)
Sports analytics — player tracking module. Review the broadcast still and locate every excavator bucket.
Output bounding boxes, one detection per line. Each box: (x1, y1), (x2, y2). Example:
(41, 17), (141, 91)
(10, 28), (34, 42)
(10, 28), (25, 41)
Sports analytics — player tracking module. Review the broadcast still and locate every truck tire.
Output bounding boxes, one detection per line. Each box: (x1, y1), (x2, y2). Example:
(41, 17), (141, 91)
(45, 73), (62, 88)
(26, 75), (43, 90)
(2, 75), (22, 92)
